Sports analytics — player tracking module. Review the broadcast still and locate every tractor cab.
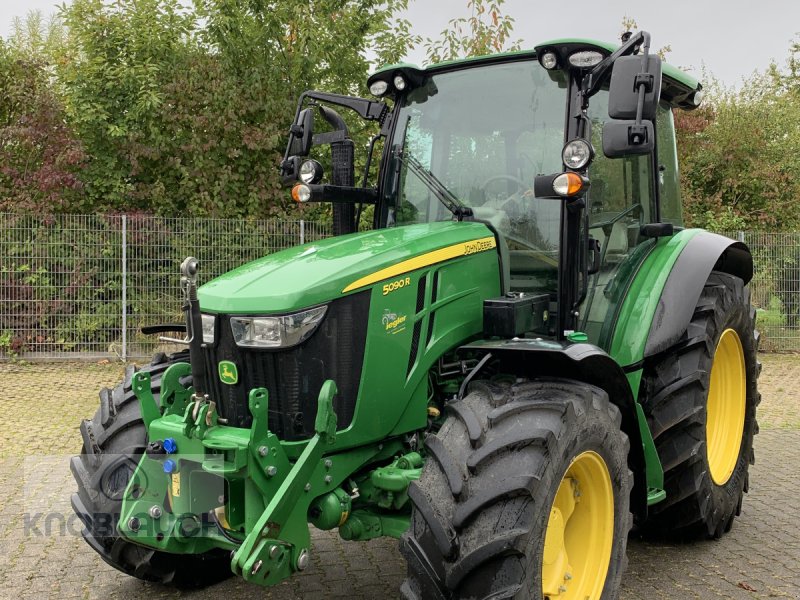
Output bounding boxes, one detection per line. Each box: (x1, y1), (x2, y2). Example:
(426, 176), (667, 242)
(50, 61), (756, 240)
(281, 33), (702, 346)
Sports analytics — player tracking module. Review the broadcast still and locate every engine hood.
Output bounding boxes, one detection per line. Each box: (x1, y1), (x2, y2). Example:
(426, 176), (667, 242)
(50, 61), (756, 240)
(198, 221), (495, 313)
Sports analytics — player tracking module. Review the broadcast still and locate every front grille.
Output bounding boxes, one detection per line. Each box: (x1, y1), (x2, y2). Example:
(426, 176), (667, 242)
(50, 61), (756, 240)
(202, 291), (370, 440)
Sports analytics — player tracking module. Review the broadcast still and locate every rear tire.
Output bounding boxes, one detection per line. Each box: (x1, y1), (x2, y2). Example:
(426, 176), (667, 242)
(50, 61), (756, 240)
(401, 378), (633, 600)
(641, 271), (759, 539)
(70, 352), (232, 588)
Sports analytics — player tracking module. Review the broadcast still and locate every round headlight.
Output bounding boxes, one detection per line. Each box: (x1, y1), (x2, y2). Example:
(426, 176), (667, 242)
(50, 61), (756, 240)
(562, 138), (594, 170)
(291, 183), (312, 203)
(369, 80), (388, 96)
(540, 51), (558, 70)
(690, 89), (704, 107)
(393, 74), (407, 91)
(568, 50), (604, 68)
(299, 159), (323, 184)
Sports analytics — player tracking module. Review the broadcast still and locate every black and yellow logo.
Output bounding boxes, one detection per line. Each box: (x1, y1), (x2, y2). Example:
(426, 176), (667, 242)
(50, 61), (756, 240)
(218, 360), (238, 385)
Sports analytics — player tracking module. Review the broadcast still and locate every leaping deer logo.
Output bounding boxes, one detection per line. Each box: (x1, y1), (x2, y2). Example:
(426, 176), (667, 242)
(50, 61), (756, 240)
(219, 361), (238, 385)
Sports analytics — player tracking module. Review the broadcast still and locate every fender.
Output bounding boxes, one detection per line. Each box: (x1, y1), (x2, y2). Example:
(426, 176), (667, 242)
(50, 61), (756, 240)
(457, 338), (650, 517)
(609, 229), (752, 370)
(645, 231), (751, 356)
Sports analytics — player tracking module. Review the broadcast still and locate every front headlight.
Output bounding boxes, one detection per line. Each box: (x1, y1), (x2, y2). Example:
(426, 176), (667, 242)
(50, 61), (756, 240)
(230, 306), (328, 348)
(201, 313), (216, 344)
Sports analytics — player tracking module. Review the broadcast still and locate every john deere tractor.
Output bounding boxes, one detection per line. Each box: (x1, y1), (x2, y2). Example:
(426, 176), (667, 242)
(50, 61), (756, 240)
(72, 32), (759, 599)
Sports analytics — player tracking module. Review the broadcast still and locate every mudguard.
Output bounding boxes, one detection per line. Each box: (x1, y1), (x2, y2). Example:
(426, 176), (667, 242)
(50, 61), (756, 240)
(609, 229), (752, 370)
(644, 231), (751, 356)
(457, 338), (650, 517)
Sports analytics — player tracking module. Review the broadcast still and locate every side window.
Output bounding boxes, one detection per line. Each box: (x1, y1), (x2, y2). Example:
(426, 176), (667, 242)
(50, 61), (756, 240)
(656, 104), (683, 225)
(587, 90), (654, 224)
(396, 117), (434, 224)
(580, 88), (657, 347)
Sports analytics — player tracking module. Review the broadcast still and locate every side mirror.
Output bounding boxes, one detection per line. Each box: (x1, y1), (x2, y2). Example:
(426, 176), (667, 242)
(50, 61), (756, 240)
(288, 108), (314, 157)
(602, 120), (654, 158)
(607, 55), (662, 121)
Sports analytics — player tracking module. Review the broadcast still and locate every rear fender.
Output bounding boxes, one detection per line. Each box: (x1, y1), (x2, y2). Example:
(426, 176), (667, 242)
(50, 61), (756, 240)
(457, 339), (649, 517)
(609, 229), (752, 368)
(644, 231), (752, 356)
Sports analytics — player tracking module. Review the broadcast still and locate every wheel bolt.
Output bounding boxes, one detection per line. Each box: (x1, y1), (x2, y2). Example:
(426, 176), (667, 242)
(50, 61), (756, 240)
(149, 505), (163, 519)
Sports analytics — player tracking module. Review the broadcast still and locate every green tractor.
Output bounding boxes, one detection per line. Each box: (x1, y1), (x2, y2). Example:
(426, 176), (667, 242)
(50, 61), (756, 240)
(72, 32), (759, 599)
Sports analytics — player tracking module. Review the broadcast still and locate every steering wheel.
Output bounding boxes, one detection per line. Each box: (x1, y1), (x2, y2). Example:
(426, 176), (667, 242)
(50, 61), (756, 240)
(480, 174), (526, 195)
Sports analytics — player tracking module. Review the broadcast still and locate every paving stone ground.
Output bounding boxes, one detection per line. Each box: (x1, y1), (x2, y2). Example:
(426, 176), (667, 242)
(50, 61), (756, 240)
(0, 354), (798, 599)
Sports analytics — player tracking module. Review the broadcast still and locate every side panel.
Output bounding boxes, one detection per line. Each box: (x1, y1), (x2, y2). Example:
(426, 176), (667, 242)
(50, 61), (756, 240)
(279, 247), (502, 456)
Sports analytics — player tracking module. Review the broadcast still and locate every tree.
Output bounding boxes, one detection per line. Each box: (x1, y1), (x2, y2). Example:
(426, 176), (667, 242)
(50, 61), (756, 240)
(425, 0), (521, 64)
(49, 0), (416, 218)
(0, 13), (85, 212)
(677, 63), (800, 230)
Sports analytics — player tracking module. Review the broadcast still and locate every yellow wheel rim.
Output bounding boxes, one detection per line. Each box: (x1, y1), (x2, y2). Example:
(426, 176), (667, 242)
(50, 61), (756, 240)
(542, 451), (614, 600)
(706, 328), (746, 485)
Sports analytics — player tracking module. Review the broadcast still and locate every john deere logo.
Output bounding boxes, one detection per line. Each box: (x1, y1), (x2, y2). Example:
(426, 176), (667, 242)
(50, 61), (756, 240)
(218, 361), (238, 385)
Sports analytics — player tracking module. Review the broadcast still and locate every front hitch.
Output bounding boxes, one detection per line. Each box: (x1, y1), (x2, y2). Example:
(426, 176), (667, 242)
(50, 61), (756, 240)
(231, 380), (339, 584)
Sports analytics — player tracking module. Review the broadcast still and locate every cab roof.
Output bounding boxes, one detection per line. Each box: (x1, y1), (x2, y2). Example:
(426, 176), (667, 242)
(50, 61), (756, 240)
(369, 38), (700, 109)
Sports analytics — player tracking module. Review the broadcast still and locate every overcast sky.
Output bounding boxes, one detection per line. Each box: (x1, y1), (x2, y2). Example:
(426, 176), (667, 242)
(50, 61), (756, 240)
(2, 0), (798, 88)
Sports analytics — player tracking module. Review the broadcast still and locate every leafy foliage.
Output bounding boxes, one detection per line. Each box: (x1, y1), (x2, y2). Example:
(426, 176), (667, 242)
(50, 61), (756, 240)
(0, 1), (416, 218)
(425, 0), (520, 64)
(677, 60), (800, 230)
(0, 16), (85, 212)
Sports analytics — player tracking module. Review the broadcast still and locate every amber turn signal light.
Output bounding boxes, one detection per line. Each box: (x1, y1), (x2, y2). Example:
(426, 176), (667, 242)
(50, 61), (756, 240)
(553, 172), (586, 197)
(291, 183), (312, 203)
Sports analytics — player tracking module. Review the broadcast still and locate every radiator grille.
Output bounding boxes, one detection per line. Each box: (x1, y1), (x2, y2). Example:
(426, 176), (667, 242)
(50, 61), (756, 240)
(202, 291), (370, 440)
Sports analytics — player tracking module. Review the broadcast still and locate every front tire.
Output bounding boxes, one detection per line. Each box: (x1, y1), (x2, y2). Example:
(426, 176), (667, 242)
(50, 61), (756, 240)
(641, 271), (759, 538)
(70, 352), (232, 588)
(401, 378), (632, 600)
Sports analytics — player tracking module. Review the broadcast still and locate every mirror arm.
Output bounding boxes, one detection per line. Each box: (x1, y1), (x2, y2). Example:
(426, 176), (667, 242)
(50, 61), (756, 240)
(581, 30), (650, 106)
(628, 34), (654, 145)
(301, 90), (388, 122)
(281, 90), (389, 165)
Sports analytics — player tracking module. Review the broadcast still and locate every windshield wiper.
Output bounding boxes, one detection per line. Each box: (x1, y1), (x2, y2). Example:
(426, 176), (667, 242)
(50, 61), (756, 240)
(394, 116), (473, 221)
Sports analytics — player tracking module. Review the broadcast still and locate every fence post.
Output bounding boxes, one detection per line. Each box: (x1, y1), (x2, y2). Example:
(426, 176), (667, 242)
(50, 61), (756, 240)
(738, 231), (744, 243)
(300, 219), (305, 245)
(121, 215), (127, 362)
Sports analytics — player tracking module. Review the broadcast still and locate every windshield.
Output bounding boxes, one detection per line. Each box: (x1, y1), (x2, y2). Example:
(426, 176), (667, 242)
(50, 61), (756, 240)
(384, 60), (569, 294)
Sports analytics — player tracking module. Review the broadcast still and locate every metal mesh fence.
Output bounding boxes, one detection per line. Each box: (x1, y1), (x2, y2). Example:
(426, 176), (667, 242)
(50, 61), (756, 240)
(2, 215), (799, 359)
(0, 214), (330, 359)
(718, 231), (800, 352)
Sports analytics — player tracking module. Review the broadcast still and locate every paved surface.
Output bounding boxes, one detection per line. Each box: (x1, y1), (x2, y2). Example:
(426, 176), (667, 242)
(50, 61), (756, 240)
(0, 355), (798, 599)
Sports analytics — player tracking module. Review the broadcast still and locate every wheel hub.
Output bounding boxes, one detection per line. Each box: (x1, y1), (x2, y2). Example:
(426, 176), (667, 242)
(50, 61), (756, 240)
(541, 451), (614, 600)
(706, 328), (746, 485)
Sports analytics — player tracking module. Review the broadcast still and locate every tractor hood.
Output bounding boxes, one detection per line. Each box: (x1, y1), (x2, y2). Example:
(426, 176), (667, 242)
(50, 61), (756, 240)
(198, 221), (495, 313)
